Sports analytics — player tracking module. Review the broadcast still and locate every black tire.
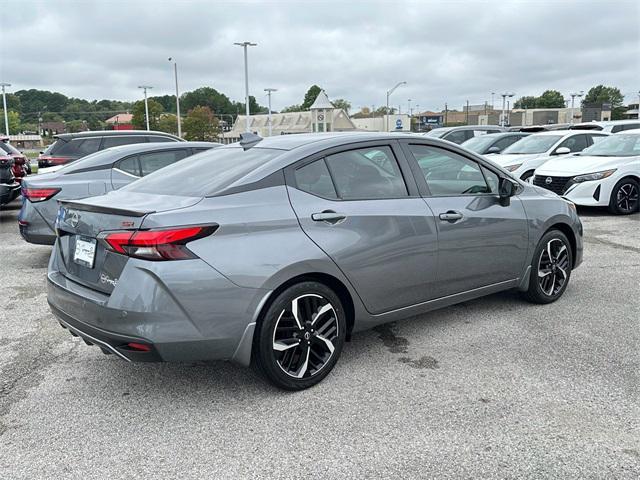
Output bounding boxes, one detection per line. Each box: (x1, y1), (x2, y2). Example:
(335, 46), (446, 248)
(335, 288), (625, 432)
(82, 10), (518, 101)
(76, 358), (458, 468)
(254, 281), (346, 390)
(608, 177), (639, 215)
(521, 230), (573, 304)
(520, 170), (535, 183)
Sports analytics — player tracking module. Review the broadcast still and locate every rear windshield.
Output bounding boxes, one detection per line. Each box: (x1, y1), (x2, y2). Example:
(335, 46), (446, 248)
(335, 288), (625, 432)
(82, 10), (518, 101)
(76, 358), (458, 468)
(50, 137), (102, 156)
(0, 142), (21, 155)
(424, 129), (449, 138)
(122, 146), (283, 197)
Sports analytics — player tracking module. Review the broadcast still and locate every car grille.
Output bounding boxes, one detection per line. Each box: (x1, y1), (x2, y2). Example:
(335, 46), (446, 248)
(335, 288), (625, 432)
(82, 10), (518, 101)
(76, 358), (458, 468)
(533, 175), (573, 195)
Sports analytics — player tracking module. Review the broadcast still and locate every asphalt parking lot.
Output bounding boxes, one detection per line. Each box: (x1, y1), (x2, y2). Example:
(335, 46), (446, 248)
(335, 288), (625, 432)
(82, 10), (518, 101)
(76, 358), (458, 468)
(0, 199), (638, 479)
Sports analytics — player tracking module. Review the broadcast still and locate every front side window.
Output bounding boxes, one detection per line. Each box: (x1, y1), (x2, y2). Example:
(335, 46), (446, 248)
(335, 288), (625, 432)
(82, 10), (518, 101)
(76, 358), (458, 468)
(558, 135), (588, 152)
(409, 145), (491, 196)
(324, 146), (408, 199)
(494, 135), (524, 151)
(139, 149), (189, 176)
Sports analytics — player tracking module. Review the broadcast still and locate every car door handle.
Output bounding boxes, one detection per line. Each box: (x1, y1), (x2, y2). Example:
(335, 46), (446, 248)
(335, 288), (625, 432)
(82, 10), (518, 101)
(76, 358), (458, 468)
(439, 211), (464, 222)
(311, 211), (346, 223)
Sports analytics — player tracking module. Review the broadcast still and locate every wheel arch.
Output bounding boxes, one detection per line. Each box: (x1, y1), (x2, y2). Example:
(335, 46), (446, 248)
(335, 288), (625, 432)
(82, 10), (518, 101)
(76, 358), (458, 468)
(544, 222), (577, 268)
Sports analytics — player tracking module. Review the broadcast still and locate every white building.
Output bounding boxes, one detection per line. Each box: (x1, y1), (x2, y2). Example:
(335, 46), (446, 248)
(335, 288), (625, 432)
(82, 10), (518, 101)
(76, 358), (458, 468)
(351, 114), (411, 132)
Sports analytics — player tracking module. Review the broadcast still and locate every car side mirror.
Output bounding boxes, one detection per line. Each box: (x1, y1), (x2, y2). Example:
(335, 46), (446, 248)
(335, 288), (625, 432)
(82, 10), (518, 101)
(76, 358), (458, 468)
(554, 147), (571, 155)
(498, 177), (517, 206)
(486, 146), (501, 154)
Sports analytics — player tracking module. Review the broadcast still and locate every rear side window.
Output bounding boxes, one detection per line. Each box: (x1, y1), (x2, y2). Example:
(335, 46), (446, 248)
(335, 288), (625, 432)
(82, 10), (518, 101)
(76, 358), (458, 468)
(139, 149), (189, 176)
(324, 146), (408, 199)
(102, 136), (147, 149)
(294, 160), (338, 199)
(51, 137), (101, 156)
(116, 156), (140, 176)
(122, 146), (282, 196)
(443, 130), (470, 144)
(409, 145), (491, 196)
(147, 135), (175, 143)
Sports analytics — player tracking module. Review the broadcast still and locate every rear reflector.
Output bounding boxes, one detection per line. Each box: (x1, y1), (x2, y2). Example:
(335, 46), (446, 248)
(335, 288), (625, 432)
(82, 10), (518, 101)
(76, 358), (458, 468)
(100, 225), (217, 261)
(22, 187), (61, 202)
(126, 342), (151, 352)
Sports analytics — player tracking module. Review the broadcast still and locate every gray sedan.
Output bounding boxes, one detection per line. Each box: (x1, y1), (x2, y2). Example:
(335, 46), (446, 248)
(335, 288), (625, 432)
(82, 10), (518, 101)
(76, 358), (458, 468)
(47, 132), (583, 390)
(19, 141), (219, 245)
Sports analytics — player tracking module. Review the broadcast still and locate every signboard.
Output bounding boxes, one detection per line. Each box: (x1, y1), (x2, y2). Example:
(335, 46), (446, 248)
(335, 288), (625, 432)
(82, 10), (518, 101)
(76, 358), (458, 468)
(421, 115), (443, 126)
(395, 118), (403, 130)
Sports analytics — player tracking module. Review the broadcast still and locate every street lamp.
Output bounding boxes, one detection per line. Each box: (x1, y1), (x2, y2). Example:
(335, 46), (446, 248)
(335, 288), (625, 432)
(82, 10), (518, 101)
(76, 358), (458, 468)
(386, 81), (406, 131)
(168, 58), (182, 137)
(408, 98), (412, 117)
(264, 88), (277, 136)
(569, 91), (584, 125)
(491, 92), (495, 110)
(234, 41), (257, 133)
(500, 92), (514, 127)
(1, 82), (11, 136)
(138, 85), (153, 131)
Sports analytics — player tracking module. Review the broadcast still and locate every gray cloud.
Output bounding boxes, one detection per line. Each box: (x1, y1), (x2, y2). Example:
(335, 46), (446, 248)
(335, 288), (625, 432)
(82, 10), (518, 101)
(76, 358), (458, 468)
(1, 0), (638, 112)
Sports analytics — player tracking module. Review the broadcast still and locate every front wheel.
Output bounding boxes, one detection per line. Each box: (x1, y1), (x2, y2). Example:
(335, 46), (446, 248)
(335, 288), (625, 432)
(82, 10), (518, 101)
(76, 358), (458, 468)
(608, 178), (639, 215)
(522, 230), (573, 304)
(254, 281), (346, 390)
(520, 170), (535, 183)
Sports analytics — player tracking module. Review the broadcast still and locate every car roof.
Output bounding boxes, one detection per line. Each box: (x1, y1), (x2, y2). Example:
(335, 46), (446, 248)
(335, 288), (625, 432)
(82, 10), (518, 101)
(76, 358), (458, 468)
(60, 141), (220, 173)
(54, 130), (182, 141)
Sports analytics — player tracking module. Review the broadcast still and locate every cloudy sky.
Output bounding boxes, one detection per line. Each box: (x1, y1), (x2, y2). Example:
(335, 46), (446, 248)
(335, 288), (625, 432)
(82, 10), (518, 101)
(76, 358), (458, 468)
(1, 0), (638, 113)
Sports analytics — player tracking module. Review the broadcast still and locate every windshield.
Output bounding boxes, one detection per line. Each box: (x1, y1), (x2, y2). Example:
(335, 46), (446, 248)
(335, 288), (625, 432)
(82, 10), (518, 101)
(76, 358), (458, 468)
(42, 142), (56, 155)
(0, 142), (22, 155)
(424, 129), (449, 138)
(461, 135), (496, 153)
(580, 134), (640, 157)
(123, 146), (283, 197)
(502, 134), (562, 154)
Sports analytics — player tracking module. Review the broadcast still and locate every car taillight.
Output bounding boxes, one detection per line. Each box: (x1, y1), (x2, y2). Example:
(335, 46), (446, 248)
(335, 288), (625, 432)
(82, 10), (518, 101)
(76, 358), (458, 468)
(100, 225), (217, 261)
(22, 187), (61, 202)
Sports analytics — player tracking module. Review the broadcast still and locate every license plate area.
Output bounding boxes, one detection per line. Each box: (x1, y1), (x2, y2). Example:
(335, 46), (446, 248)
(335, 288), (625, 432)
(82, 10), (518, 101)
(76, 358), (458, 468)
(73, 236), (96, 268)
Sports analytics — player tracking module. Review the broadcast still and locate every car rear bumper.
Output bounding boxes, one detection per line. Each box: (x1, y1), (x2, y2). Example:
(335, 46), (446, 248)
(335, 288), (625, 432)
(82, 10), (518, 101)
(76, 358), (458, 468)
(18, 199), (57, 245)
(47, 253), (270, 364)
(0, 183), (20, 205)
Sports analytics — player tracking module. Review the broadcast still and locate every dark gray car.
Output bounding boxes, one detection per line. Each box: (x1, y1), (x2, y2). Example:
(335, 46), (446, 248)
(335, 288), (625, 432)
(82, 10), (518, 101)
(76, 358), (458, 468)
(47, 132), (583, 390)
(19, 142), (219, 245)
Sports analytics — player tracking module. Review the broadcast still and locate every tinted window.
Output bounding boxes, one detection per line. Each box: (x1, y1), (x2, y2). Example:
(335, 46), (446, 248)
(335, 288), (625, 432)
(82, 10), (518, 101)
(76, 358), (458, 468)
(623, 123), (640, 131)
(494, 135), (524, 151)
(294, 159), (338, 199)
(102, 136), (147, 149)
(558, 134), (588, 152)
(52, 137), (101, 156)
(116, 156), (140, 176)
(409, 145), (490, 196)
(443, 130), (470, 144)
(123, 146), (282, 197)
(139, 149), (189, 176)
(324, 146), (407, 199)
(147, 135), (175, 143)
(461, 135), (496, 153)
(611, 125), (624, 133)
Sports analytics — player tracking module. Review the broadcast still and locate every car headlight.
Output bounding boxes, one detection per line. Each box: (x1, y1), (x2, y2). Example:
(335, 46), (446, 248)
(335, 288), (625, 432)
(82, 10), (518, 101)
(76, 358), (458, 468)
(572, 169), (617, 183)
(504, 164), (522, 172)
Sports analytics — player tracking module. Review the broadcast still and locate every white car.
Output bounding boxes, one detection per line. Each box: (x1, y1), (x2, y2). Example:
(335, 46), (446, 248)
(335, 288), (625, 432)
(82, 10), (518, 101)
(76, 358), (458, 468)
(532, 131), (640, 215)
(570, 119), (640, 134)
(487, 130), (609, 181)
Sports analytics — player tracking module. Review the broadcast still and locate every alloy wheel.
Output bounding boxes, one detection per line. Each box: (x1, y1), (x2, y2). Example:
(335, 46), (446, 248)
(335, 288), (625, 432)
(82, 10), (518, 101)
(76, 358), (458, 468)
(537, 238), (570, 296)
(272, 294), (339, 379)
(616, 182), (639, 213)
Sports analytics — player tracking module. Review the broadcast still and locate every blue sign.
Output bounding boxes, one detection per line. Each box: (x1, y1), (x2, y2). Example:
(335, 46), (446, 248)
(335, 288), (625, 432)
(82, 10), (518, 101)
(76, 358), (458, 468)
(395, 118), (403, 129)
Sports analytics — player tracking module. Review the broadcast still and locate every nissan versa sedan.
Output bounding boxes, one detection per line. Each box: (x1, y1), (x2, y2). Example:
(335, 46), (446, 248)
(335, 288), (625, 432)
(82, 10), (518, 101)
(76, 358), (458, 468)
(534, 131), (640, 214)
(47, 132), (583, 390)
(20, 141), (219, 245)
(488, 130), (609, 181)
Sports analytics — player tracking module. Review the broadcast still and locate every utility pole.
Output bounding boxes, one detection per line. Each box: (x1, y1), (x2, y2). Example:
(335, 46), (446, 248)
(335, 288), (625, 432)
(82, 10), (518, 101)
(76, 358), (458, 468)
(138, 85), (153, 130)
(234, 41), (257, 133)
(465, 100), (470, 125)
(168, 58), (182, 137)
(491, 92), (495, 110)
(264, 88), (277, 136)
(1, 82), (11, 135)
(500, 92), (514, 127)
(569, 91), (584, 124)
(444, 102), (448, 126)
(386, 81), (406, 131)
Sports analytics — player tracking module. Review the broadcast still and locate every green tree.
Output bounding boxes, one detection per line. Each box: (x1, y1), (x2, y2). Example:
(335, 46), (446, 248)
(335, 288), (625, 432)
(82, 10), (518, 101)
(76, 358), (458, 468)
(65, 120), (87, 133)
(513, 96), (538, 109)
(0, 110), (21, 134)
(374, 106), (396, 116)
(301, 85), (322, 110)
(157, 113), (179, 135)
(331, 99), (351, 112)
(281, 104), (302, 113)
(131, 99), (164, 130)
(183, 106), (219, 141)
(181, 87), (234, 115)
(583, 85), (625, 119)
(150, 95), (177, 114)
(537, 90), (566, 108)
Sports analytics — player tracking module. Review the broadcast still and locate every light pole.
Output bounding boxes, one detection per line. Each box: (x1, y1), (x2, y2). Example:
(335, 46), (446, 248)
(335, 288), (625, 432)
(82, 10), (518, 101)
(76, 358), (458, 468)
(500, 92), (514, 127)
(386, 81), (406, 131)
(569, 91), (584, 124)
(264, 88), (277, 136)
(234, 41), (257, 133)
(168, 58), (182, 137)
(1, 82), (10, 135)
(138, 85), (153, 131)
(491, 92), (495, 110)
(408, 99), (412, 117)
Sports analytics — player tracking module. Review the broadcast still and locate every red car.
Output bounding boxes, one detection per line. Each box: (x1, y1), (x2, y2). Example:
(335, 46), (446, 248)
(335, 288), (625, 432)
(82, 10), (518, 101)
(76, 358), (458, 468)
(0, 140), (29, 182)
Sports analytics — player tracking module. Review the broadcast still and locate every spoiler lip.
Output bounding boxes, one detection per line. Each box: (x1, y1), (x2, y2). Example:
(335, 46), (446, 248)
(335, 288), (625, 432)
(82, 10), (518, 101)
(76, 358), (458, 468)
(57, 199), (154, 217)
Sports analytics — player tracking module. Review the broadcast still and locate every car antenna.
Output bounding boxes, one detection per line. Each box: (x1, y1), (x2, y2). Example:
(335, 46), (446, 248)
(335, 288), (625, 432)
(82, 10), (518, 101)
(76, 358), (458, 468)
(239, 132), (263, 150)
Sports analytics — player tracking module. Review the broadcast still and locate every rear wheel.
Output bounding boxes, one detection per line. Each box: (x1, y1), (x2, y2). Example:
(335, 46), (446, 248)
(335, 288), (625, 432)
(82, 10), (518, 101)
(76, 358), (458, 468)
(254, 281), (346, 390)
(608, 178), (639, 215)
(522, 230), (572, 304)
